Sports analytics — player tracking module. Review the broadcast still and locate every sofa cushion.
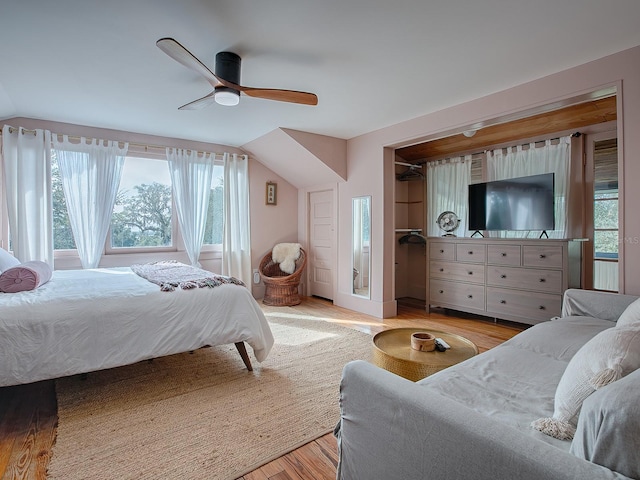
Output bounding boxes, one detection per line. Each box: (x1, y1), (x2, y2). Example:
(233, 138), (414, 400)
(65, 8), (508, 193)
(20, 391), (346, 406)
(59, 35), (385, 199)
(416, 316), (613, 450)
(531, 325), (640, 440)
(570, 368), (640, 479)
(616, 297), (640, 328)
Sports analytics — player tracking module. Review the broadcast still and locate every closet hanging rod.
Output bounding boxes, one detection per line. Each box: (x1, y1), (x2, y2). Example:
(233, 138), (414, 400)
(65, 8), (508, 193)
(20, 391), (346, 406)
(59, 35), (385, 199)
(0, 127), (230, 158)
(394, 161), (422, 168)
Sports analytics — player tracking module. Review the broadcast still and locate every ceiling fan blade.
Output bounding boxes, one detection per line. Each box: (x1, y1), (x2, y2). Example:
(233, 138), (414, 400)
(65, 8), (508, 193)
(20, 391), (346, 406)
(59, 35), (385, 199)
(178, 91), (218, 110)
(156, 37), (222, 88)
(241, 87), (318, 106)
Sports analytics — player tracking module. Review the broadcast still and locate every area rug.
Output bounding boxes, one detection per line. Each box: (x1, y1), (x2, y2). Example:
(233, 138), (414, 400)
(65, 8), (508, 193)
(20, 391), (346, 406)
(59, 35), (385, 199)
(47, 307), (372, 480)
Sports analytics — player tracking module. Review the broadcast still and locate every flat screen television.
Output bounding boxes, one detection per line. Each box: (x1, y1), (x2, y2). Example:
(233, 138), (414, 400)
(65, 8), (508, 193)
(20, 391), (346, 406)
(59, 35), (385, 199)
(468, 173), (555, 232)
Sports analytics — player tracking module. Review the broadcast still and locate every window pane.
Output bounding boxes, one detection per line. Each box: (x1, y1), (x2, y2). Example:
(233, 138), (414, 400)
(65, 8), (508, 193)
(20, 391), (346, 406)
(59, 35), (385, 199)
(110, 157), (172, 248)
(594, 230), (618, 257)
(51, 152), (77, 250)
(203, 165), (224, 245)
(594, 198), (618, 229)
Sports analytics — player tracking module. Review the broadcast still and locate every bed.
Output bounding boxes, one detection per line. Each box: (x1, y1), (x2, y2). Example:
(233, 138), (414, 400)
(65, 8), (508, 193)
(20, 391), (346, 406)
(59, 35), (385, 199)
(0, 266), (274, 387)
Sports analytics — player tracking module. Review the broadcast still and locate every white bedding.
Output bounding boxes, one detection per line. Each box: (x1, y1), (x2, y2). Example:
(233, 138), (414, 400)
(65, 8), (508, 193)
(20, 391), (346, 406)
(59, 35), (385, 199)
(0, 267), (274, 386)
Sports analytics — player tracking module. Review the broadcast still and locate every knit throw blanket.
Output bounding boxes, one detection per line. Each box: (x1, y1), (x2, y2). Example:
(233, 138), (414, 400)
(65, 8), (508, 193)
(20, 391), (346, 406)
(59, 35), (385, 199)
(131, 261), (245, 292)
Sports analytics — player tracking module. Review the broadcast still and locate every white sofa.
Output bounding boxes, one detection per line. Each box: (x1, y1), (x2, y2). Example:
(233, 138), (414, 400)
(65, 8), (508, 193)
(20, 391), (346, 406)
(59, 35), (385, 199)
(335, 289), (640, 480)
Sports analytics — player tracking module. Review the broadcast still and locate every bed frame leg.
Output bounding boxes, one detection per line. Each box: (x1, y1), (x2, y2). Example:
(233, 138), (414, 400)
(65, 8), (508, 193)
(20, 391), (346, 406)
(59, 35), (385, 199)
(234, 342), (253, 371)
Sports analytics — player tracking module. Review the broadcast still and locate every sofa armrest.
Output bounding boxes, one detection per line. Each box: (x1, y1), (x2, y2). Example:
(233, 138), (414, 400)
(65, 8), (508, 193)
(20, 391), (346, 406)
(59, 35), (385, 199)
(337, 360), (629, 480)
(561, 289), (638, 322)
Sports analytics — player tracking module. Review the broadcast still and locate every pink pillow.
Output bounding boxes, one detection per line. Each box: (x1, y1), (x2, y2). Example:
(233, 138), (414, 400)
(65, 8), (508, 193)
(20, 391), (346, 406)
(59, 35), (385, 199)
(0, 261), (52, 293)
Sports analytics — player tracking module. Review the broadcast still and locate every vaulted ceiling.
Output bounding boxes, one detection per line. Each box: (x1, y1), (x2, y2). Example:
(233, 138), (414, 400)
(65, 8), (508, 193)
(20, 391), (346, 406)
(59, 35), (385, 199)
(0, 2), (638, 148)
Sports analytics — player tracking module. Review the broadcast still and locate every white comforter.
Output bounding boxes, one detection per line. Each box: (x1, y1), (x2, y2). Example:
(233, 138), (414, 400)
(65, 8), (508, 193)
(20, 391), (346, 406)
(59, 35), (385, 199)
(0, 267), (274, 386)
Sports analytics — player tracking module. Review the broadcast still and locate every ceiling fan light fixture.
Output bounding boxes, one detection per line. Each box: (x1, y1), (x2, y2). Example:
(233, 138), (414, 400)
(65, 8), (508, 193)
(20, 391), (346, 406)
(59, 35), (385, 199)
(214, 87), (240, 106)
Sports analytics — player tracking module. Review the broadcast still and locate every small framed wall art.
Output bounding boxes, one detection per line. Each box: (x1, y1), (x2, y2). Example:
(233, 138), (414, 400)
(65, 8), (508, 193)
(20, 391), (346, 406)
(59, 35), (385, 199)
(266, 181), (277, 205)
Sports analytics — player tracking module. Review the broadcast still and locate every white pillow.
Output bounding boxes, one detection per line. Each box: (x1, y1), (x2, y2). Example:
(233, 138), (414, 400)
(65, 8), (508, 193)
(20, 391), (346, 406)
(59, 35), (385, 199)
(616, 297), (640, 328)
(531, 325), (640, 440)
(0, 247), (20, 273)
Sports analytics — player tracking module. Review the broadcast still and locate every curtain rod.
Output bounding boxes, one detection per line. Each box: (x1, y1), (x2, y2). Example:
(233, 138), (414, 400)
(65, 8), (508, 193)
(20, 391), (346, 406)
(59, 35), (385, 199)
(423, 132), (580, 164)
(0, 126), (231, 158)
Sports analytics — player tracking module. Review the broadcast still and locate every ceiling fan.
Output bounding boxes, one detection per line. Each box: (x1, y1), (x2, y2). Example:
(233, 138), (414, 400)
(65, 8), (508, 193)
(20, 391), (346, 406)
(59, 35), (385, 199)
(156, 37), (318, 109)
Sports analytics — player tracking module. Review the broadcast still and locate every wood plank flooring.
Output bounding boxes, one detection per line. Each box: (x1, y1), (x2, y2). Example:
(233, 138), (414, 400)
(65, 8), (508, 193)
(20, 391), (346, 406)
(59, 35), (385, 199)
(0, 297), (525, 480)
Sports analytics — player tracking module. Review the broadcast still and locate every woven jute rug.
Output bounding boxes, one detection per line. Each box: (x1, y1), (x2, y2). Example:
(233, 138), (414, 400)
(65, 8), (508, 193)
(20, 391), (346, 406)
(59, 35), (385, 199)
(47, 306), (372, 480)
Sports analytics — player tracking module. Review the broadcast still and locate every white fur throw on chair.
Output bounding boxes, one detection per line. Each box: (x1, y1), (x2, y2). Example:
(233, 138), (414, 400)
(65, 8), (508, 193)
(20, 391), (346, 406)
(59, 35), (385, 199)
(272, 243), (301, 274)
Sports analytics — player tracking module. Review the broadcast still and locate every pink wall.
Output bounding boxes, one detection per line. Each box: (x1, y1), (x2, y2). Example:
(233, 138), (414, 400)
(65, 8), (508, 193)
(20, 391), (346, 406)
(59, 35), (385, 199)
(335, 45), (640, 317)
(248, 159), (298, 297)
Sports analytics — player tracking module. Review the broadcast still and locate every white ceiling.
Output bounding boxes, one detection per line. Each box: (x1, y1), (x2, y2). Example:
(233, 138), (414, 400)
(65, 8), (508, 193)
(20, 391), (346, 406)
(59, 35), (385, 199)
(1, 0), (639, 148)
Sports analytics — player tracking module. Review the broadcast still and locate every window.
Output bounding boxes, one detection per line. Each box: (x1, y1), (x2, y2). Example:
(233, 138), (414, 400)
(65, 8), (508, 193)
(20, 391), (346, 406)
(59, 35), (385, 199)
(51, 151), (77, 250)
(202, 164), (224, 246)
(109, 156), (174, 250)
(51, 151), (225, 257)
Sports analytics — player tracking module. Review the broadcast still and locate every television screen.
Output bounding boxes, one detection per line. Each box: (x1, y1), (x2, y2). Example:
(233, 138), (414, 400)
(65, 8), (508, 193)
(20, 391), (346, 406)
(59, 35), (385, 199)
(468, 173), (555, 231)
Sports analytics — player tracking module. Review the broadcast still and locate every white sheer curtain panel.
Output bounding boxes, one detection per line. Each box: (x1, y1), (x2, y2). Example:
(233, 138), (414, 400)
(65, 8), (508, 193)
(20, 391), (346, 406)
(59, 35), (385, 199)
(426, 156), (472, 237)
(167, 148), (216, 266)
(1, 126), (54, 265)
(487, 136), (571, 238)
(52, 135), (128, 268)
(222, 153), (251, 285)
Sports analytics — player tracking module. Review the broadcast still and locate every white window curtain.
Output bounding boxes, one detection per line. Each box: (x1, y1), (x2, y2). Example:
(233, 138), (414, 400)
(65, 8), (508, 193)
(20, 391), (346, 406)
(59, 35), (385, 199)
(52, 135), (128, 269)
(487, 136), (571, 238)
(426, 155), (472, 237)
(1, 125), (54, 265)
(222, 153), (251, 285)
(166, 148), (216, 266)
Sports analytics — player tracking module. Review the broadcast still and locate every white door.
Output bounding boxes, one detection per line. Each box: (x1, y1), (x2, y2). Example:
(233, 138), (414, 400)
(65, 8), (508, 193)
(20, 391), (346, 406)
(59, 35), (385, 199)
(309, 190), (334, 300)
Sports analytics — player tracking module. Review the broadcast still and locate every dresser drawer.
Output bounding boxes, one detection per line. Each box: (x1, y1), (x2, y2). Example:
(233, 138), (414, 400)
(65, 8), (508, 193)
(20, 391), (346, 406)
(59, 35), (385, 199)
(455, 244), (486, 263)
(486, 266), (562, 293)
(430, 242), (454, 261)
(487, 244), (521, 266)
(486, 287), (561, 323)
(523, 245), (563, 268)
(430, 261), (485, 284)
(430, 280), (485, 311)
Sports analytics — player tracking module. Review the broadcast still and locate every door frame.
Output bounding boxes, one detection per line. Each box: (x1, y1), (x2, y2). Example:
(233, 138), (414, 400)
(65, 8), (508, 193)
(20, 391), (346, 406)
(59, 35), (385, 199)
(299, 183), (338, 300)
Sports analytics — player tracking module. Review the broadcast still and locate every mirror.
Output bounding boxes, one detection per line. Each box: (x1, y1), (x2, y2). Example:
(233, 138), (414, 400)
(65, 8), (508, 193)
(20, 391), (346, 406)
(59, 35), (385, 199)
(352, 196), (371, 298)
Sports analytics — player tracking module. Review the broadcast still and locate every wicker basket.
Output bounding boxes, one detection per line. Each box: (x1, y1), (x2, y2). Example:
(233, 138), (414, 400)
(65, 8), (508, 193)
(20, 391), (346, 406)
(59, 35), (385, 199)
(259, 248), (307, 306)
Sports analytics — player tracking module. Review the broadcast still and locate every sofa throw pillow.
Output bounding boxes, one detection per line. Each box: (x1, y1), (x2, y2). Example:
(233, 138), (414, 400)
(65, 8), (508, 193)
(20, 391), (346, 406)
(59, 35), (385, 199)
(0, 247), (20, 273)
(0, 261), (53, 293)
(570, 368), (640, 480)
(531, 325), (640, 440)
(616, 297), (640, 328)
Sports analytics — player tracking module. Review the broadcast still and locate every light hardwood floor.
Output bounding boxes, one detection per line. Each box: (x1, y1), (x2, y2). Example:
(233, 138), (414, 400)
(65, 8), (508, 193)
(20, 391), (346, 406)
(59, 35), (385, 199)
(0, 296), (526, 480)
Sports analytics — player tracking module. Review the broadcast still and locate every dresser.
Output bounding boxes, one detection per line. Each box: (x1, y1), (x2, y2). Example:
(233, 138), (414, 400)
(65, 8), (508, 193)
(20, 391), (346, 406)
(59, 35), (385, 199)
(427, 237), (581, 325)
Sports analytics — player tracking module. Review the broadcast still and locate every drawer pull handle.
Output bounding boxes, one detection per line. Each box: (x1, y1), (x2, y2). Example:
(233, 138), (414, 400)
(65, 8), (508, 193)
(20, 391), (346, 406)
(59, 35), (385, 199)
(467, 294), (473, 299)
(501, 252), (507, 257)
(439, 268), (444, 272)
(539, 305), (546, 310)
(468, 271), (473, 275)
(539, 278), (546, 283)
(439, 290), (444, 294)
(468, 251), (473, 255)
(500, 274), (506, 279)
(539, 254), (546, 259)
(500, 300), (506, 304)
(439, 249), (444, 253)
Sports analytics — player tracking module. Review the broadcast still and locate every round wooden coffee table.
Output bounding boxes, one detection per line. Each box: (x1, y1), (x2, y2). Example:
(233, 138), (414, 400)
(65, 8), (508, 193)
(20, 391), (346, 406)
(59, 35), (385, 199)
(372, 328), (478, 381)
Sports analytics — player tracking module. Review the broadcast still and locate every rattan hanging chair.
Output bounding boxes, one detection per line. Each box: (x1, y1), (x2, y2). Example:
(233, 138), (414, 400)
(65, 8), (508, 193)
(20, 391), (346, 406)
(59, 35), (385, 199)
(259, 248), (307, 306)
